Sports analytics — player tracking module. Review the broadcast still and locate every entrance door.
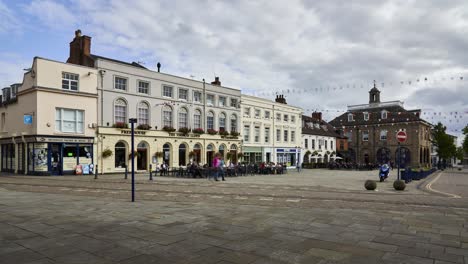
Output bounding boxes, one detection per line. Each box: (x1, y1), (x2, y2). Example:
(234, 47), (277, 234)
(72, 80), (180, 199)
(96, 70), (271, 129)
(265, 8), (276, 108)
(137, 142), (148, 171)
(50, 143), (62, 175)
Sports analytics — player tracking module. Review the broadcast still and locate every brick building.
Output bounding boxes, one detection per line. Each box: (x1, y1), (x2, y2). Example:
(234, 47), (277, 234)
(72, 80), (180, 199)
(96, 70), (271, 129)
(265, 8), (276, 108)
(329, 85), (432, 168)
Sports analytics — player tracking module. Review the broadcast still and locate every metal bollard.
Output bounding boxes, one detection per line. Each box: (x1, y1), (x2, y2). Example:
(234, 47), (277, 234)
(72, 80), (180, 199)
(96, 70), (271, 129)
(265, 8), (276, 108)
(125, 166), (128, 180)
(94, 165), (98, 179)
(149, 164), (153, 181)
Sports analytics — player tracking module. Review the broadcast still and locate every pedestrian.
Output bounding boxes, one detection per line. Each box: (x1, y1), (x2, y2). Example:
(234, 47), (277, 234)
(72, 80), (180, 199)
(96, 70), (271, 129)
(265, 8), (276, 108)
(211, 154), (220, 181)
(296, 160), (301, 173)
(219, 156), (226, 181)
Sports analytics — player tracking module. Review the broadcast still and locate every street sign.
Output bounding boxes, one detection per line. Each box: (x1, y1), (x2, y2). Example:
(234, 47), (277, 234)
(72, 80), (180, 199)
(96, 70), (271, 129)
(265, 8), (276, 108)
(23, 115), (33, 125)
(396, 131), (407, 143)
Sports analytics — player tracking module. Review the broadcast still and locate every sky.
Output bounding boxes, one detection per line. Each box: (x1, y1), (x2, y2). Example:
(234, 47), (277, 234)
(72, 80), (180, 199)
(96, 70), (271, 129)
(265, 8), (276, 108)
(0, 0), (467, 144)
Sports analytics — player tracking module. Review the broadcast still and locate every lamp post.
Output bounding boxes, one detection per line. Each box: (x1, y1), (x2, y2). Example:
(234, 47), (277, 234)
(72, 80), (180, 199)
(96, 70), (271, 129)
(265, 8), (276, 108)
(129, 118), (137, 202)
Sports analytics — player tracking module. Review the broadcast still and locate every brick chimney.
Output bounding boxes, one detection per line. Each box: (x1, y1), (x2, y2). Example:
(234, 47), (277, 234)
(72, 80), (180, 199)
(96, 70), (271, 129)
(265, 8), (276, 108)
(211, 77), (221, 86)
(66, 29), (94, 67)
(312, 111), (322, 121)
(274, 94), (287, 104)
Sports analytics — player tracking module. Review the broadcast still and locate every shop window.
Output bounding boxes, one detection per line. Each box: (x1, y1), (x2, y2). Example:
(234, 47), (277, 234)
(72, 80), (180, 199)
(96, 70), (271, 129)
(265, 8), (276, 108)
(55, 108), (84, 134)
(115, 142), (126, 168)
(79, 145), (92, 164)
(63, 144), (77, 171)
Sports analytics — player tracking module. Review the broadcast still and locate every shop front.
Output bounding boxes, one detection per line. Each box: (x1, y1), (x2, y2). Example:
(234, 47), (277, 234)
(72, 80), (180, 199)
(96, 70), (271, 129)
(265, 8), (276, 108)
(275, 148), (300, 167)
(243, 146), (262, 164)
(25, 136), (94, 175)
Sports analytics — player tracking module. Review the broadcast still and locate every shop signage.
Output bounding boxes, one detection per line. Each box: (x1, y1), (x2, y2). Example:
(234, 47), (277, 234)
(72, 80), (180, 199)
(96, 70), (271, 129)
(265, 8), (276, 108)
(36, 137), (94, 143)
(23, 115), (33, 125)
(276, 149), (284, 152)
(121, 130), (146, 135)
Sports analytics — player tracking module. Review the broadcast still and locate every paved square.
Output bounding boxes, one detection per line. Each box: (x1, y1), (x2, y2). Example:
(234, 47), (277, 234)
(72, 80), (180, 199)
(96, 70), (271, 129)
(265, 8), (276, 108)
(1, 169), (468, 263)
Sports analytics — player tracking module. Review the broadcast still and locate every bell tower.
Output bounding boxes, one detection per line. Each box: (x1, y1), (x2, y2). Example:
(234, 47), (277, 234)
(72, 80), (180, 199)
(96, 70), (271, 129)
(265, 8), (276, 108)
(369, 81), (381, 104)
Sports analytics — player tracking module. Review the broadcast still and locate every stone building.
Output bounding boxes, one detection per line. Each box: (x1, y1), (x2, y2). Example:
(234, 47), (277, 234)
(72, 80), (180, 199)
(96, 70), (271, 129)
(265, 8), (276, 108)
(0, 57), (98, 175)
(67, 30), (242, 173)
(329, 85), (432, 168)
(301, 112), (339, 164)
(241, 94), (302, 166)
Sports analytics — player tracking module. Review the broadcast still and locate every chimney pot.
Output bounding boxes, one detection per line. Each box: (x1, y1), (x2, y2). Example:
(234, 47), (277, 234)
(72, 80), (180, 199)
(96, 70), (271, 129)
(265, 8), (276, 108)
(157, 62), (161, 72)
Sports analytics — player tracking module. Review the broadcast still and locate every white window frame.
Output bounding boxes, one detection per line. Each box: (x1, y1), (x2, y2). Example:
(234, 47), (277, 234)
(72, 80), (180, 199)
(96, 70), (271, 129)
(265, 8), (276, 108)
(219, 96), (226, 107)
(55, 108), (84, 134)
(284, 130), (288, 142)
(230, 115), (237, 132)
(348, 113), (354, 121)
(276, 113), (281, 121)
(380, 130), (388, 140)
(138, 80), (150, 94)
(363, 131), (369, 141)
(137, 102), (149, 125)
(244, 107), (250, 116)
(114, 99), (127, 124)
(114, 76), (127, 91)
(381, 110), (388, 119)
(276, 129), (281, 142)
(265, 111), (270, 119)
(163, 106), (173, 127)
(291, 115), (295, 123)
(283, 114), (289, 122)
(255, 109), (261, 118)
(194, 110), (202, 129)
(193, 91), (202, 103)
(178, 108), (188, 128)
(178, 88), (188, 101)
(244, 125), (250, 142)
(230, 98), (238, 108)
(363, 112), (369, 121)
(62, 72), (79, 91)
(291, 131), (295, 143)
(162, 85), (173, 98)
(206, 94), (215, 106)
(207, 112), (214, 130)
(219, 113), (226, 131)
(265, 127), (270, 143)
(254, 126), (260, 143)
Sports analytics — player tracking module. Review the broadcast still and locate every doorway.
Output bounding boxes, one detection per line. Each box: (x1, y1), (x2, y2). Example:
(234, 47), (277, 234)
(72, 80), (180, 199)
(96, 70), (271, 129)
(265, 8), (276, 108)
(50, 143), (62, 175)
(137, 142), (148, 171)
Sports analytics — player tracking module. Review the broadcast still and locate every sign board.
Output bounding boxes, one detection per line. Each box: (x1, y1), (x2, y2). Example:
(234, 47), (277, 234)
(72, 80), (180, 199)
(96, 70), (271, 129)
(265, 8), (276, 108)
(83, 164), (90, 175)
(396, 131), (407, 143)
(23, 115), (33, 125)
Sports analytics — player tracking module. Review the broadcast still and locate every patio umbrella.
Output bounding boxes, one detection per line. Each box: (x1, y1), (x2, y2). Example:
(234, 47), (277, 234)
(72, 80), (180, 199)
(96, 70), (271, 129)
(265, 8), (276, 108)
(334, 156), (343, 160)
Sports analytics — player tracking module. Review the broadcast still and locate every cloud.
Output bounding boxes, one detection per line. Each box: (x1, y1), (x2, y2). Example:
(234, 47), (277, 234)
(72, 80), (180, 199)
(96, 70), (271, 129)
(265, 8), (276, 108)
(18, 0), (468, 140)
(0, 0), (21, 34)
(0, 53), (31, 88)
(24, 0), (77, 30)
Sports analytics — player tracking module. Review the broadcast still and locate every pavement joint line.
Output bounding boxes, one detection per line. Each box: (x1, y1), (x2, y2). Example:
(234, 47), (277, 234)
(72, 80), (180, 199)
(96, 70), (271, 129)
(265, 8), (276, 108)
(425, 172), (462, 198)
(74, 189), (88, 192)
(260, 197), (274, 201)
(235, 196), (248, 200)
(286, 199), (301, 202)
(166, 194), (178, 197)
(107, 191), (118, 194)
(144, 193), (156, 196)
(210, 196), (224, 199)
(189, 195), (201, 198)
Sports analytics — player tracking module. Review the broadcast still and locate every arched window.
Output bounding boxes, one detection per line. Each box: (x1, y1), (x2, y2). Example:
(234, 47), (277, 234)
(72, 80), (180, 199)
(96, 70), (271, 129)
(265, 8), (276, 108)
(138, 102), (149, 125)
(207, 111), (214, 130)
(230, 114), (237, 132)
(193, 109), (202, 129)
(219, 113), (226, 132)
(114, 99), (127, 123)
(178, 107), (188, 129)
(114, 141), (126, 168)
(179, 143), (187, 165)
(219, 144), (225, 157)
(163, 105), (173, 128)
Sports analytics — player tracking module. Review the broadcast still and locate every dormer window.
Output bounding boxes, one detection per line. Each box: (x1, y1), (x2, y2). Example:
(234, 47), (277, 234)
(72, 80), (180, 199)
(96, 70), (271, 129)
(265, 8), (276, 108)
(363, 112), (369, 121)
(381, 110), (387, 119)
(348, 113), (354, 122)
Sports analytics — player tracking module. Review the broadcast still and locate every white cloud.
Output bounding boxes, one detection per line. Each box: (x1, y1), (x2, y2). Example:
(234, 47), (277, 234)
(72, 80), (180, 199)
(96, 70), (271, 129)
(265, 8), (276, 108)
(0, 53), (31, 88)
(24, 0), (77, 30)
(0, 0), (21, 34)
(20, 0), (468, 138)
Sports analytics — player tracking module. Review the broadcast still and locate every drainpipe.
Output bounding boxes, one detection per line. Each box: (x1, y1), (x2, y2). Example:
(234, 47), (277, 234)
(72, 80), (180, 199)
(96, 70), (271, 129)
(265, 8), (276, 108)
(99, 70), (105, 126)
(202, 79), (206, 131)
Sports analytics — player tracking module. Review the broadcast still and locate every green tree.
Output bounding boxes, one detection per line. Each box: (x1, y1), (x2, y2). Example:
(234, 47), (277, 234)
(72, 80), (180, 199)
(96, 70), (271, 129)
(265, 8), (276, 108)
(432, 122), (457, 161)
(463, 125), (468, 155)
(456, 147), (464, 161)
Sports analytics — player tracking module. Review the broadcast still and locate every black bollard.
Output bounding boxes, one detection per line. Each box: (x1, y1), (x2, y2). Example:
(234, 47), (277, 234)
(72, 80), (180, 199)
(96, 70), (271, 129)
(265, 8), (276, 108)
(125, 166), (128, 180)
(149, 164), (153, 181)
(94, 165), (98, 179)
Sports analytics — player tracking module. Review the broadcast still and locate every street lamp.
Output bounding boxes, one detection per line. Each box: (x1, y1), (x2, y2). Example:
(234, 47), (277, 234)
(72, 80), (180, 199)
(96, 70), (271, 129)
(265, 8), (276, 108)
(129, 118), (138, 202)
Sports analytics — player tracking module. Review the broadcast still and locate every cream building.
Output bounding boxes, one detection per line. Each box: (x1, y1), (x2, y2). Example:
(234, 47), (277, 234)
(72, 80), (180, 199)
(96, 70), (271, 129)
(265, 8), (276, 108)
(0, 57), (98, 175)
(301, 112), (338, 164)
(66, 31), (242, 173)
(241, 94), (302, 167)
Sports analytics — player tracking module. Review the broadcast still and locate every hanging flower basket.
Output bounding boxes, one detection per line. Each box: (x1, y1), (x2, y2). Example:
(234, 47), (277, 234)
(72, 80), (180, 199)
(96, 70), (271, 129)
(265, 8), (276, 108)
(128, 151), (140, 159)
(154, 151), (163, 158)
(162, 126), (176, 132)
(237, 152), (244, 158)
(102, 148), (113, 158)
(219, 130), (229, 136)
(112, 122), (128, 129)
(188, 151), (196, 158)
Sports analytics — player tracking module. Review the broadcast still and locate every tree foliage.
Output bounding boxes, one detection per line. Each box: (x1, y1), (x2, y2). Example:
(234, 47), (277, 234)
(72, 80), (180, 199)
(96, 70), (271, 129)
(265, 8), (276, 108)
(463, 125), (468, 155)
(432, 122), (457, 160)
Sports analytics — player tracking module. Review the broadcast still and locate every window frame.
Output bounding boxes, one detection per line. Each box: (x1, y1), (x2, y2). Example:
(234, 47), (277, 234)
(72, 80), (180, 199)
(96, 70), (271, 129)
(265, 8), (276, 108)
(380, 130), (388, 141)
(62, 72), (79, 91)
(137, 102), (150, 125)
(137, 80), (150, 94)
(381, 110), (388, 119)
(254, 126), (260, 143)
(55, 108), (84, 134)
(265, 111), (271, 119)
(206, 94), (215, 106)
(362, 131), (369, 141)
(265, 127), (270, 143)
(218, 96), (226, 107)
(230, 98), (238, 108)
(193, 91), (202, 103)
(114, 76), (128, 91)
(363, 112), (369, 121)
(162, 85), (174, 98)
(348, 113), (354, 122)
(244, 125), (250, 142)
(178, 88), (188, 101)
(283, 130), (288, 142)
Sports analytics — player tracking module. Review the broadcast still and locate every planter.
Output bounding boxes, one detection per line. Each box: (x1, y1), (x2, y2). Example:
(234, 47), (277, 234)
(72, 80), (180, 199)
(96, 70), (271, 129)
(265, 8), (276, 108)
(178, 127), (191, 135)
(136, 124), (151, 130)
(207, 129), (218, 135)
(162, 126), (176, 132)
(393, 180), (406, 191)
(364, 180), (377, 190)
(112, 122), (128, 129)
(193, 128), (205, 134)
(102, 148), (113, 158)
